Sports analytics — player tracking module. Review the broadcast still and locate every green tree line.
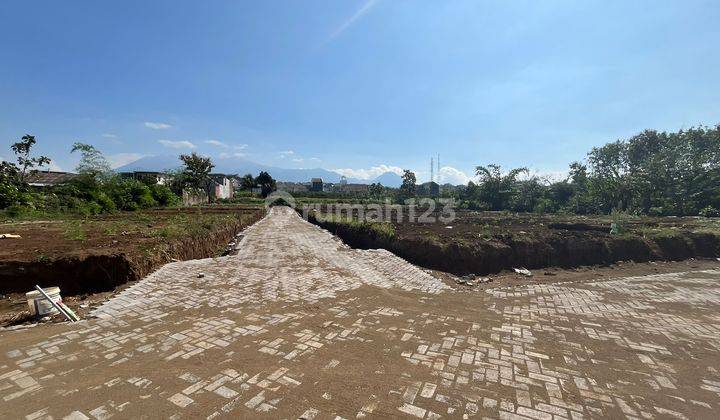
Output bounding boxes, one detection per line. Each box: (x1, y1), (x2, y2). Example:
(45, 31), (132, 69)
(0, 137), (180, 216)
(451, 125), (720, 216)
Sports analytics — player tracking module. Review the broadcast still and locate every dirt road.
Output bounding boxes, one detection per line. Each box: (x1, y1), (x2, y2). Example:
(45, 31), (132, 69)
(1, 207), (719, 419)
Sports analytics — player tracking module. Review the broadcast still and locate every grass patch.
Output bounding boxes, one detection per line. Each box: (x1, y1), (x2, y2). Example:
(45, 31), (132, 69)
(314, 212), (396, 240)
(62, 220), (87, 241)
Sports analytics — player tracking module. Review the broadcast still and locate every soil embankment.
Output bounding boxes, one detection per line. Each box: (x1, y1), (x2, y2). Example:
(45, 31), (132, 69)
(0, 207), (265, 295)
(307, 211), (720, 276)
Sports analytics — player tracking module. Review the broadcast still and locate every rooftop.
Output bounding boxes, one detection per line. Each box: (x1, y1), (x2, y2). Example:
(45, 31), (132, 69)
(25, 171), (79, 186)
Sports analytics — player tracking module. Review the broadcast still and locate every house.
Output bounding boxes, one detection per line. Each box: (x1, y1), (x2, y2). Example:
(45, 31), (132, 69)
(228, 176), (242, 191)
(120, 171), (168, 185)
(25, 171), (79, 187)
(310, 178), (324, 192)
(208, 174), (234, 200)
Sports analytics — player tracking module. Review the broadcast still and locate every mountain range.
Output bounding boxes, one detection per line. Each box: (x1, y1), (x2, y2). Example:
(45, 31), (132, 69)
(115, 155), (404, 187)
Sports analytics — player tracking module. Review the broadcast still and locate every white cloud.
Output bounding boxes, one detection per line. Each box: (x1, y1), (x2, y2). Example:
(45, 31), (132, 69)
(107, 153), (144, 169)
(310, 157), (321, 162)
(204, 139), (227, 148)
(330, 0), (378, 39)
(38, 161), (63, 172)
(158, 139), (195, 149)
(234, 144), (248, 150)
(527, 168), (568, 183)
(101, 133), (117, 139)
(437, 166), (471, 185)
(333, 164), (403, 180)
(219, 152), (247, 159)
(292, 158), (304, 163)
(144, 121), (172, 130)
(279, 150), (294, 158)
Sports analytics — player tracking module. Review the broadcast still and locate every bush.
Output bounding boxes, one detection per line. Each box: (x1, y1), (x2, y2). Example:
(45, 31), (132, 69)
(106, 178), (158, 211)
(0, 183), (21, 208)
(96, 192), (117, 213)
(4, 204), (28, 218)
(150, 184), (179, 207)
(648, 207), (665, 217)
(699, 206), (720, 218)
(533, 198), (556, 214)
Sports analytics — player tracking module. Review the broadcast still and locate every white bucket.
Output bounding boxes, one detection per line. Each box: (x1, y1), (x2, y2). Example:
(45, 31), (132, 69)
(25, 287), (62, 316)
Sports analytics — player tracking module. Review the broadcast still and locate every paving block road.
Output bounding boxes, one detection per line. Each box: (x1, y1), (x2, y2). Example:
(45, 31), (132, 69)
(1, 207), (719, 419)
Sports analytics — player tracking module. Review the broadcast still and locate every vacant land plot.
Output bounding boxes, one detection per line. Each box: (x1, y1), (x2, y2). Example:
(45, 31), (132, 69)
(0, 207), (718, 419)
(308, 207), (720, 275)
(0, 206), (264, 325)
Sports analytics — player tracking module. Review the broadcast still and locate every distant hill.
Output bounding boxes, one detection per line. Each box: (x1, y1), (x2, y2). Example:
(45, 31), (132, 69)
(115, 155), (367, 184)
(371, 171), (403, 188)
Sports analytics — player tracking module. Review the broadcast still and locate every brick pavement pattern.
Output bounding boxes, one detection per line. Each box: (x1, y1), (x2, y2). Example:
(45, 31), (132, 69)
(1, 207), (719, 419)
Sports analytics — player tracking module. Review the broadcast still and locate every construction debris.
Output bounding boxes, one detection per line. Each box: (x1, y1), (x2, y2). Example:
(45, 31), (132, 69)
(34, 285), (80, 322)
(455, 274), (493, 287)
(0, 233), (22, 239)
(513, 267), (533, 277)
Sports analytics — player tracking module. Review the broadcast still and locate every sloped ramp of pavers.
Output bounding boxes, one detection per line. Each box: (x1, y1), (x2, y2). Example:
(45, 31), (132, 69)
(91, 206), (448, 320)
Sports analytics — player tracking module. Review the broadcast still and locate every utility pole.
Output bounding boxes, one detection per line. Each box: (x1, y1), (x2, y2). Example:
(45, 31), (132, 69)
(430, 157), (434, 183)
(437, 154), (441, 194)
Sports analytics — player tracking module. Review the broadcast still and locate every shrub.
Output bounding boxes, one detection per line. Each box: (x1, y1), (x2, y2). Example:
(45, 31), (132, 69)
(150, 184), (179, 207)
(4, 204), (27, 218)
(106, 178), (158, 210)
(0, 183), (21, 208)
(533, 198), (556, 214)
(369, 222), (396, 240)
(648, 206), (666, 217)
(699, 206), (720, 218)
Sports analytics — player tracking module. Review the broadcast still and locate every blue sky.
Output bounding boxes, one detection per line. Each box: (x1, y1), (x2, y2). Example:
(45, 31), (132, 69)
(1, 0), (719, 184)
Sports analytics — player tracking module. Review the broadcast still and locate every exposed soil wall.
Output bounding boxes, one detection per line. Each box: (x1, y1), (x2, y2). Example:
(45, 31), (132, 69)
(0, 210), (265, 295)
(308, 214), (720, 276)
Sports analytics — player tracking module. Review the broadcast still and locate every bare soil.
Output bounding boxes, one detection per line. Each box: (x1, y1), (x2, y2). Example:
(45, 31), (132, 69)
(0, 206), (264, 326)
(308, 209), (720, 276)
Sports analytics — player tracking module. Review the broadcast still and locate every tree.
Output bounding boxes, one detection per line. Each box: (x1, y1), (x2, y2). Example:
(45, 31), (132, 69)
(11, 135), (50, 182)
(568, 162), (588, 186)
(587, 141), (631, 212)
(240, 173), (255, 191)
(475, 164), (528, 210)
(71, 142), (111, 179)
(179, 153), (214, 189)
(254, 171), (276, 197)
(368, 182), (384, 197)
(400, 170), (416, 196)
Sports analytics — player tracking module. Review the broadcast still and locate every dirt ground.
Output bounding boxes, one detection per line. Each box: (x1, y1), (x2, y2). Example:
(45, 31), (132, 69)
(0, 206), (264, 327)
(0, 206), (262, 261)
(392, 210), (720, 250)
(310, 208), (720, 276)
(1, 207), (718, 419)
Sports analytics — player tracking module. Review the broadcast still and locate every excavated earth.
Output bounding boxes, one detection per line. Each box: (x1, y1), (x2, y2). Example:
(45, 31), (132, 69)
(0, 206), (264, 325)
(0, 207), (719, 419)
(308, 209), (720, 276)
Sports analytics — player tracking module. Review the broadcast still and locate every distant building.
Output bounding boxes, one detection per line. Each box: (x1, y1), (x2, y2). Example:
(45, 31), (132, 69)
(228, 176), (242, 191)
(25, 171), (79, 187)
(208, 174), (234, 200)
(120, 171), (168, 185)
(339, 175), (348, 185)
(310, 178), (324, 192)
